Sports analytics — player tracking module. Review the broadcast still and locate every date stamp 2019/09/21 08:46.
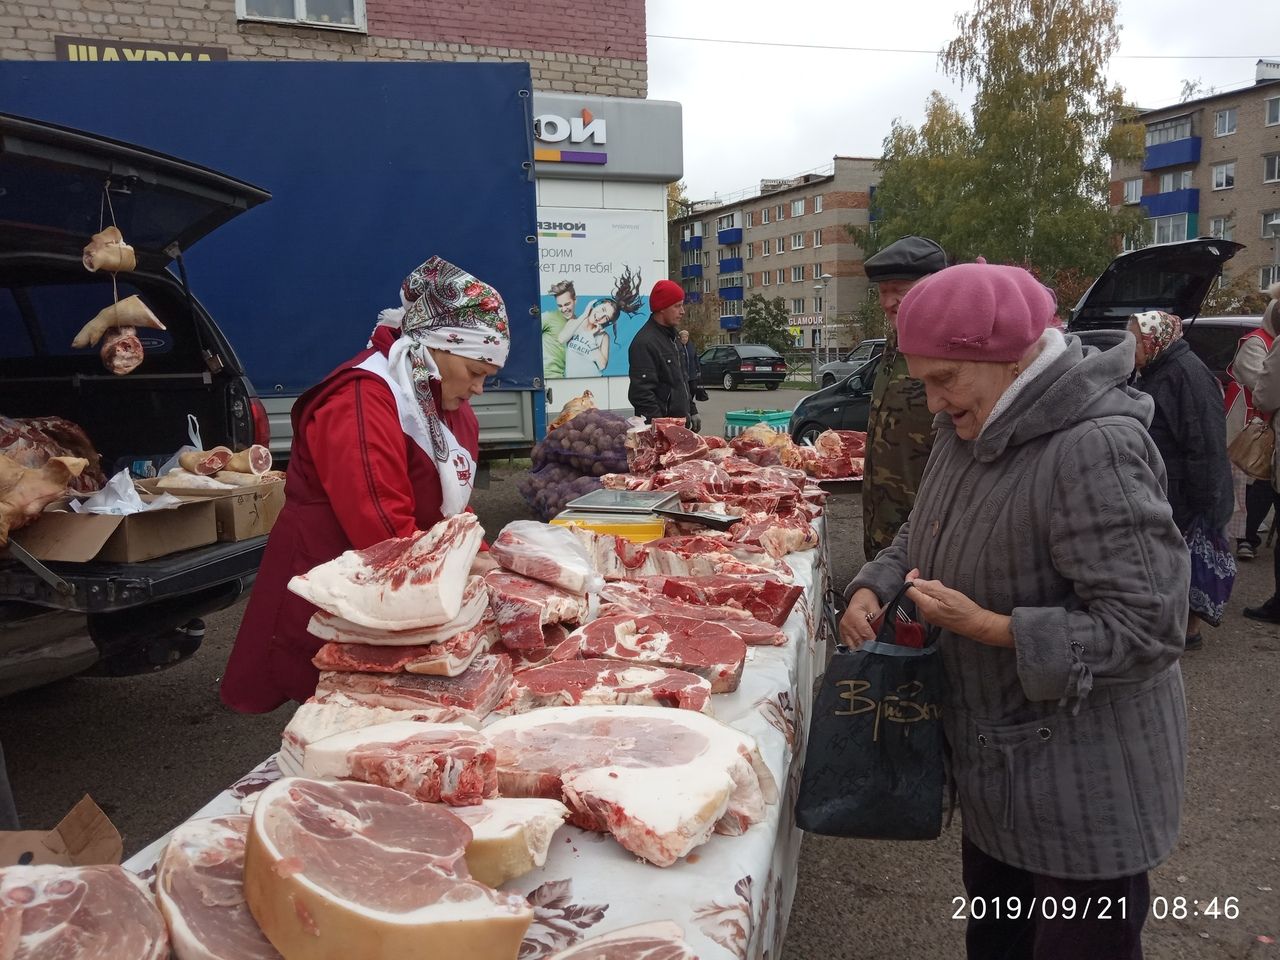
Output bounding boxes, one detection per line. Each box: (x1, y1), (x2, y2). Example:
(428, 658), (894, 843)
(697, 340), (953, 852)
(950, 896), (1243, 922)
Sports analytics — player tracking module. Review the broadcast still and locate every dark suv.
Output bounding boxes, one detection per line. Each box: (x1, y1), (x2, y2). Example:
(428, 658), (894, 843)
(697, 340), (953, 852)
(0, 113), (271, 694)
(699, 344), (787, 391)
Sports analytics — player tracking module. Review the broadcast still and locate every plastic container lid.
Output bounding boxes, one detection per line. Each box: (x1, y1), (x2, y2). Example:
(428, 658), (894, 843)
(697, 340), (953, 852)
(550, 510), (666, 544)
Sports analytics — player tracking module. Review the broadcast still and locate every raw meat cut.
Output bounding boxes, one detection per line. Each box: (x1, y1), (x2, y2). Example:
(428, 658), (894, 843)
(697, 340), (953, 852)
(0, 863), (169, 959)
(780, 444), (863, 479)
(279, 695), (481, 776)
(646, 575), (804, 627)
(82, 225), (136, 273)
(486, 705), (778, 866)
(547, 922), (696, 960)
(99, 325), (144, 375)
(572, 529), (784, 581)
(156, 469), (236, 491)
(289, 513), (482, 631)
(0, 415), (106, 493)
(814, 428), (867, 459)
(446, 798), (569, 887)
(302, 720), (496, 806)
(311, 618), (496, 677)
(315, 652), (513, 716)
(624, 418), (710, 472)
(178, 447), (233, 476)
(491, 521), (603, 595)
(0, 454), (87, 545)
(307, 574), (489, 647)
(551, 615), (746, 694)
(227, 445), (273, 475)
(155, 815), (281, 960)
(244, 778), (531, 960)
(728, 514), (819, 558)
(599, 582), (786, 646)
(494, 658), (712, 714)
(484, 570), (589, 651)
(71, 294), (165, 348)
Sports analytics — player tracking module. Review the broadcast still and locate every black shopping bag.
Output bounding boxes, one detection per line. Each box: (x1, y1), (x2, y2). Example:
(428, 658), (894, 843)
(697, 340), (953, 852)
(795, 582), (944, 840)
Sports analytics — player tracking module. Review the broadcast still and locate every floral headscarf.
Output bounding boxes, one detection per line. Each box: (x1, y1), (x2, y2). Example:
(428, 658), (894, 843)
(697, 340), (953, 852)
(1129, 310), (1183, 368)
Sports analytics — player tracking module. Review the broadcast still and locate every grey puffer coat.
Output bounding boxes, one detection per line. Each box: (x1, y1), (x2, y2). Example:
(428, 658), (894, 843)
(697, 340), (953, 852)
(848, 331), (1189, 880)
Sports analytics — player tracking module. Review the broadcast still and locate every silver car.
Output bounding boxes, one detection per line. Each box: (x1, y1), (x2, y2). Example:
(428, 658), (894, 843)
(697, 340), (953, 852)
(816, 338), (885, 388)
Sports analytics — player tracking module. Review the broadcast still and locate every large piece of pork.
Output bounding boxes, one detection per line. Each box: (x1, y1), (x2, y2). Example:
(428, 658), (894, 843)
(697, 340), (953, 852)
(0, 454), (87, 544)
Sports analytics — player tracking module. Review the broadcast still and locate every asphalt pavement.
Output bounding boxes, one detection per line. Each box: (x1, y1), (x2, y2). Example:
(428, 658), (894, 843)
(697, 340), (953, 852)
(1, 387), (1276, 956)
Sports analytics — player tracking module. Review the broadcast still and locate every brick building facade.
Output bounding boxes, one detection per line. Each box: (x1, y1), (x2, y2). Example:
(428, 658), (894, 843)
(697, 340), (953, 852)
(0, 0), (647, 97)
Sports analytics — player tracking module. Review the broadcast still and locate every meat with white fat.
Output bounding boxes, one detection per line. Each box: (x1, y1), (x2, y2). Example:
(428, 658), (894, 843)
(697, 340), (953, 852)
(484, 569), (589, 651)
(493, 658), (713, 715)
(486, 705), (777, 866)
(244, 778), (531, 960)
(311, 617), (496, 677)
(308, 574), (489, 647)
(315, 651), (512, 716)
(289, 513), (482, 631)
(491, 521), (603, 595)
(446, 798), (569, 887)
(0, 454), (87, 545)
(599, 581), (785, 646)
(645, 574), (804, 627)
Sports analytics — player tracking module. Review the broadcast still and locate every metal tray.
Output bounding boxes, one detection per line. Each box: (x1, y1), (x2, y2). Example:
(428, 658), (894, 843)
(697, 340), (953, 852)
(564, 489), (681, 515)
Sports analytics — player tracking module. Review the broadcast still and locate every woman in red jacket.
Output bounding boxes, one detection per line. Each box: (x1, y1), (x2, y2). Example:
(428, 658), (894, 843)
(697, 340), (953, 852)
(220, 256), (509, 713)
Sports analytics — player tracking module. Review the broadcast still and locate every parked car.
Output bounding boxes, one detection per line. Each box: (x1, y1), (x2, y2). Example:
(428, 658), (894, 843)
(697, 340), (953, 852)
(699, 343), (787, 391)
(0, 112), (271, 694)
(816, 338), (885, 388)
(789, 355), (879, 443)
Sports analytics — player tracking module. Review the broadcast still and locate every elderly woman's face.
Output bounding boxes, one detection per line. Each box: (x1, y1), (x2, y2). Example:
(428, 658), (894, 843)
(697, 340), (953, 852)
(906, 355), (1021, 441)
(1128, 321), (1148, 369)
(430, 349), (500, 411)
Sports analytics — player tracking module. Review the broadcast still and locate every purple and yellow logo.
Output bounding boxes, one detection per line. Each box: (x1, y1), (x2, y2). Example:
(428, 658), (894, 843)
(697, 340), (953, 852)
(534, 108), (608, 165)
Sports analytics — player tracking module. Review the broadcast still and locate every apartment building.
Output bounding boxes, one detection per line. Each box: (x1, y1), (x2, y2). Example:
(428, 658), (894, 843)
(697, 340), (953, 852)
(0, 0), (646, 97)
(1111, 59), (1280, 290)
(672, 157), (878, 348)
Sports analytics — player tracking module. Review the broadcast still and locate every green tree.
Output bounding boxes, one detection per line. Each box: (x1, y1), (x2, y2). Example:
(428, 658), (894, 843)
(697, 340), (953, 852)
(667, 180), (690, 282)
(861, 0), (1145, 302)
(741, 294), (794, 354)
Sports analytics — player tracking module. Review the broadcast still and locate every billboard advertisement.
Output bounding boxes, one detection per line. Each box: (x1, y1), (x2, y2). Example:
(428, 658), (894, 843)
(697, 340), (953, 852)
(538, 208), (665, 380)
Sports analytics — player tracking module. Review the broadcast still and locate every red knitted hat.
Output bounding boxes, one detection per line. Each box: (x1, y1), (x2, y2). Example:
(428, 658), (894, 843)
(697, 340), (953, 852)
(897, 262), (1057, 363)
(649, 279), (685, 314)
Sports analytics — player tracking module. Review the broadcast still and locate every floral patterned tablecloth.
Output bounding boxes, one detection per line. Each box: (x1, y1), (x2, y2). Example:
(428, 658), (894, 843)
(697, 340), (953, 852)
(126, 523), (830, 960)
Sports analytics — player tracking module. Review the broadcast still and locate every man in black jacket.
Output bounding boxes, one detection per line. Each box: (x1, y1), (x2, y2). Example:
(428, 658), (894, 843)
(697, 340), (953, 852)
(628, 279), (691, 422)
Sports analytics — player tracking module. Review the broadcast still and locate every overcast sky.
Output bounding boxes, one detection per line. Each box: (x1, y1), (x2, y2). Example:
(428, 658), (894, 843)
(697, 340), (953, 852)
(646, 0), (1271, 202)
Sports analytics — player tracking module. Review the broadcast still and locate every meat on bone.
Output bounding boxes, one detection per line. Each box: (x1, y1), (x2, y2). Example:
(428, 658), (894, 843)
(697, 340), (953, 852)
(493, 658), (713, 715)
(243, 778), (532, 960)
(310, 617), (496, 678)
(178, 447), (233, 477)
(315, 652), (513, 716)
(599, 582), (786, 646)
(484, 569), (589, 651)
(279, 694), (481, 777)
(0, 864), (170, 960)
(571, 528), (784, 581)
(551, 614), (746, 693)
(486, 705), (778, 867)
(546, 921), (697, 960)
(814, 428), (867, 459)
(307, 574), (488, 647)
(645, 574), (805, 628)
(0, 415), (106, 493)
(155, 815), (282, 960)
(0, 454), (87, 545)
(445, 798), (569, 888)
(490, 520), (603, 595)
(100, 325), (144, 375)
(288, 513), (482, 631)
(226, 445), (273, 475)
(301, 720), (496, 806)
(71, 294), (164, 349)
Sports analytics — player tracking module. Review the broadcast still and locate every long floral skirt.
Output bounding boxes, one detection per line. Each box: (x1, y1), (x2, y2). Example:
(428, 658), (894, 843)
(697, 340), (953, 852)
(1185, 518), (1237, 627)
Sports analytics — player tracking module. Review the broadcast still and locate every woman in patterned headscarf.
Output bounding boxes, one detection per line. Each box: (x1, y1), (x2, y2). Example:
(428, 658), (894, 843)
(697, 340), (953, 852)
(221, 256), (510, 713)
(1129, 310), (1235, 650)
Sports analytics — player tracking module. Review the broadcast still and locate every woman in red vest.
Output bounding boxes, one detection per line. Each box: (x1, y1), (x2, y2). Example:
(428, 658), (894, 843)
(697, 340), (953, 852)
(1236, 284), (1280, 622)
(220, 256), (509, 713)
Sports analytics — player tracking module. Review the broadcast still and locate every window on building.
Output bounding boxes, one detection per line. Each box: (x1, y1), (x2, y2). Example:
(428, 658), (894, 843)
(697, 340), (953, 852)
(1145, 115), (1192, 146)
(719, 275), (744, 290)
(1266, 154), (1280, 183)
(791, 298), (805, 314)
(791, 266), (805, 282)
(701, 252), (710, 267)
(745, 243), (753, 260)
(723, 245), (741, 259)
(1264, 265), (1280, 289)
(719, 300), (740, 317)
(745, 211), (754, 228)
(746, 274), (753, 289)
(1214, 108), (1237, 137)
(762, 271), (770, 286)
(1268, 97), (1280, 127)
(1123, 178), (1143, 204)
(813, 229), (823, 247)
(814, 195), (823, 213)
(761, 208), (770, 225)
(776, 204), (785, 221)
(1209, 217), (1234, 241)
(776, 269), (785, 284)
(791, 199), (805, 217)
(1158, 170), (1192, 193)
(716, 213), (737, 230)
(1150, 213), (1189, 245)
(1212, 162), (1236, 190)
(1264, 210), (1280, 237)
(791, 233), (804, 250)
(812, 264), (823, 279)
(238, 0), (366, 28)
(813, 296), (824, 314)
(762, 239), (771, 257)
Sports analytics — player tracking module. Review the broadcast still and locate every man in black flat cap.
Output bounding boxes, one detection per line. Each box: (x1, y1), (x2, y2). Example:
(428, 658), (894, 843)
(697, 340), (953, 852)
(860, 236), (947, 561)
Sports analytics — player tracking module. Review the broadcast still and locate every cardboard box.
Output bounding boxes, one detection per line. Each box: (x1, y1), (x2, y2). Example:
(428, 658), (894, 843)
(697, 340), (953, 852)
(12, 495), (218, 563)
(138, 477), (285, 542)
(0, 795), (122, 867)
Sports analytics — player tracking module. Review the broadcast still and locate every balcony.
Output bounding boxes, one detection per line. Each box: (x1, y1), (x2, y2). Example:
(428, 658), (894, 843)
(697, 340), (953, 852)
(679, 236), (703, 252)
(717, 227), (743, 245)
(719, 257), (743, 273)
(720, 286), (744, 301)
(1143, 137), (1200, 171)
(685, 292), (702, 304)
(681, 264), (703, 279)
(720, 315), (743, 331)
(1141, 188), (1199, 218)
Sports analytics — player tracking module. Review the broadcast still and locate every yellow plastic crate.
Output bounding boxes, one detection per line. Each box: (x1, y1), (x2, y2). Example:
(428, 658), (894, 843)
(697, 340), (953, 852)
(550, 510), (666, 544)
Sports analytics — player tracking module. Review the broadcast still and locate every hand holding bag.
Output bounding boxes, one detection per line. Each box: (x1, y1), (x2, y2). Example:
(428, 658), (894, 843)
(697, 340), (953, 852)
(795, 581), (944, 840)
(1228, 416), (1274, 481)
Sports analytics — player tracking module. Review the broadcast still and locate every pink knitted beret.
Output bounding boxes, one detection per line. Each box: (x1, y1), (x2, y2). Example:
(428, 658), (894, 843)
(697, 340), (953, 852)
(897, 261), (1058, 363)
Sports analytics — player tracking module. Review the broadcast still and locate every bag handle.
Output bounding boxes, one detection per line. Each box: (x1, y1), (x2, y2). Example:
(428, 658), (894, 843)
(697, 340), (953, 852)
(875, 580), (916, 641)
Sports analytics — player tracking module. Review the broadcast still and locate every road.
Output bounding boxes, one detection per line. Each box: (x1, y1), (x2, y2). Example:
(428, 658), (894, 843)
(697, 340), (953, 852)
(1, 397), (1277, 956)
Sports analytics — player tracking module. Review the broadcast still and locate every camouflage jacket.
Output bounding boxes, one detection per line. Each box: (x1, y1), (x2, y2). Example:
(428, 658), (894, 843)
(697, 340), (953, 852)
(862, 339), (937, 560)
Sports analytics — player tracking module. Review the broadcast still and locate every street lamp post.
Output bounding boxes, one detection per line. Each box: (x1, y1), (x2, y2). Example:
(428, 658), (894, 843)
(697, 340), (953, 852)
(813, 272), (833, 367)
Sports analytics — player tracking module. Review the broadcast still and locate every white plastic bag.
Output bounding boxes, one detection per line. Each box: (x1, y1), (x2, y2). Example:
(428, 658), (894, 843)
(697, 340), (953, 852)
(69, 469), (183, 515)
(490, 520), (605, 597)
